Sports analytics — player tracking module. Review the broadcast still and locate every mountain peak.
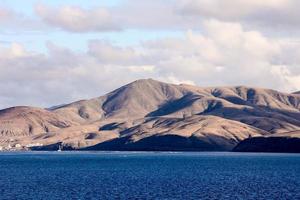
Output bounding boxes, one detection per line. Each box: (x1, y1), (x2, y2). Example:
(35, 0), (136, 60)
(101, 78), (187, 118)
(127, 78), (167, 87)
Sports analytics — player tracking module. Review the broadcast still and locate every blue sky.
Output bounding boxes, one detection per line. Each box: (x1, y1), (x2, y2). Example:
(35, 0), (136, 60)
(0, 0), (300, 108)
(0, 0), (121, 13)
(1, 28), (184, 53)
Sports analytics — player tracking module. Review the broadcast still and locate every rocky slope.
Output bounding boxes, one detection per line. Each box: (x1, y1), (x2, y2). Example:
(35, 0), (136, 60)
(0, 79), (299, 151)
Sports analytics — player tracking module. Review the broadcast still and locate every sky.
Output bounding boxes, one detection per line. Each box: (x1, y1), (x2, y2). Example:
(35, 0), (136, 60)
(1, 0), (300, 109)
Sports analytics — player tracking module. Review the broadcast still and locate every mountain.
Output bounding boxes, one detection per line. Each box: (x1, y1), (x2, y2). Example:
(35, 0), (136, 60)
(0, 106), (76, 137)
(0, 79), (300, 151)
(233, 130), (300, 153)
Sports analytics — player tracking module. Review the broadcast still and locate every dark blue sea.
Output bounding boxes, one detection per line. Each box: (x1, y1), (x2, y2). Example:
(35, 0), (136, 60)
(0, 152), (299, 200)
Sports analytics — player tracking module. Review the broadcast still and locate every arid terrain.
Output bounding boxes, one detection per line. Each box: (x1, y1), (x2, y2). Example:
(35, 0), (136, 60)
(1, 79), (300, 151)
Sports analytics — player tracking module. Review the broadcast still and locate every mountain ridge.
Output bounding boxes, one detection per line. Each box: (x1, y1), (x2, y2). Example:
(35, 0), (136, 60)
(0, 79), (299, 151)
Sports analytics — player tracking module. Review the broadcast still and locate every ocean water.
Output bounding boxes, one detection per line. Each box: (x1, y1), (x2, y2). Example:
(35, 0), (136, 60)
(0, 152), (299, 200)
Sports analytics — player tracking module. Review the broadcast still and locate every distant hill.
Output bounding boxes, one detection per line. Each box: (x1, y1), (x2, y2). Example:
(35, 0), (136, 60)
(0, 79), (300, 151)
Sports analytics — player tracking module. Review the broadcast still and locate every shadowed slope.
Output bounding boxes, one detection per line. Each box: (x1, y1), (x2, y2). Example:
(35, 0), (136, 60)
(83, 115), (267, 151)
(233, 137), (300, 153)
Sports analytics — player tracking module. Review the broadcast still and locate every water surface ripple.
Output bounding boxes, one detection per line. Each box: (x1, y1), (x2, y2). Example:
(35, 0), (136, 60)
(0, 152), (299, 200)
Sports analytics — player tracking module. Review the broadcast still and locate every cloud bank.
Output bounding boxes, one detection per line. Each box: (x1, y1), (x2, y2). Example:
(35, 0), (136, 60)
(0, 1), (300, 108)
(1, 19), (300, 108)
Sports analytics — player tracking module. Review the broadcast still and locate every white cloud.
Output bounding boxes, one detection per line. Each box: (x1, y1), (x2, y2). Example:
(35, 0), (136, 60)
(137, 20), (283, 88)
(143, 20), (298, 91)
(0, 6), (46, 33)
(270, 65), (300, 91)
(88, 40), (141, 64)
(178, 0), (288, 19)
(128, 65), (156, 72)
(0, 43), (28, 58)
(0, 1), (299, 33)
(177, 0), (300, 30)
(35, 4), (120, 32)
(1, 20), (300, 109)
(161, 75), (196, 85)
(0, 42), (157, 108)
